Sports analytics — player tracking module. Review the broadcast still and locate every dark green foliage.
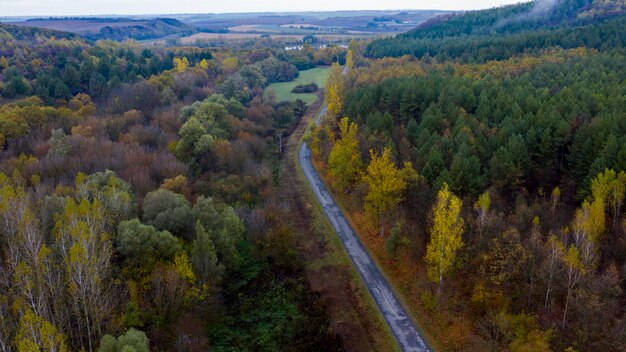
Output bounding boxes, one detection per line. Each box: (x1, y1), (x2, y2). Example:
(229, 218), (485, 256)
(98, 328), (149, 352)
(254, 57), (299, 83)
(366, 1), (626, 62)
(291, 82), (318, 93)
(193, 196), (245, 269)
(343, 51), (626, 197)
(191, 221), (222, 285)
(116, 219), (181, 269)
(208, 242), (343, 352)
(142, 189), (194, 239)
(84, 18), (198, 41)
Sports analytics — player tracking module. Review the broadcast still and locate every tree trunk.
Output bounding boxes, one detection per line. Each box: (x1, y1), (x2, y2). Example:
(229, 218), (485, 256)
(438, 270), (443, 297)
(562, 287), (571, 329)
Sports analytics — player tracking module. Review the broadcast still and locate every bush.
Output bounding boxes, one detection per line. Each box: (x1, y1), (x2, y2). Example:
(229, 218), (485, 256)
(291, 82), (318, 94)
(98, 328), (149, 352)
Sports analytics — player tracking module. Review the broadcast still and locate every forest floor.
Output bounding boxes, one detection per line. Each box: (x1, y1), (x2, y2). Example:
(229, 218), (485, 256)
(278, 94), (399, 352)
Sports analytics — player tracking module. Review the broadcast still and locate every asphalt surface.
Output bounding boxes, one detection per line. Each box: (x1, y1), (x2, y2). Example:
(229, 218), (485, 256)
(298, 106), (430, 352)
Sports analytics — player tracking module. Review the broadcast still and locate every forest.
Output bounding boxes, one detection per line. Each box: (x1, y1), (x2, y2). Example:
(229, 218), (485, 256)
(0, 20), (346, 352)
(309, 0), (626, 350)
(2, 0), (626, 351)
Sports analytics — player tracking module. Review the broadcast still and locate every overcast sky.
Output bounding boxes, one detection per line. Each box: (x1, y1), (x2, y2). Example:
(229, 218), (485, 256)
(0, 0), (525, 17)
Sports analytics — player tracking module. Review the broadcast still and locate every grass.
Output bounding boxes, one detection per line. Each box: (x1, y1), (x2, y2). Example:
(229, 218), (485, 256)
(265, 67), (330, 104)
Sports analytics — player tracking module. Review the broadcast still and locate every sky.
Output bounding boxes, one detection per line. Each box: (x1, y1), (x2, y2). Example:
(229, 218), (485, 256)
(0, 0), (525, 17)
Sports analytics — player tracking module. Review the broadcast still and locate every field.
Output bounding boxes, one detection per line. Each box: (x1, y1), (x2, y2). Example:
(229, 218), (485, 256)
(265, 67), (330, 104)
(1, 10), (449, 42)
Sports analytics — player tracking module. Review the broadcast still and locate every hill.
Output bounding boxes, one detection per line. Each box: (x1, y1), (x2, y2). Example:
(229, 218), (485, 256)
(365, 0), (626, 61)
(9, 17), (198, 41)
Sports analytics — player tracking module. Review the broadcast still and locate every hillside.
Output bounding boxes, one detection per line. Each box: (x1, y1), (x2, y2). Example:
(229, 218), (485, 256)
(366, 0), (626, 60)
(4, 17), (198, 41)
(83, 18), (198, 41)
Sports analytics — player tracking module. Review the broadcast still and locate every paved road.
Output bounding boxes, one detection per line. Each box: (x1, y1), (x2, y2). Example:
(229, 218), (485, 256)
(298, 106), (430, 352)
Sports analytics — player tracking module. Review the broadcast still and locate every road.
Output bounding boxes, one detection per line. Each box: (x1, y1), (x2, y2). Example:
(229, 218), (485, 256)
(298, 106), (431, 352)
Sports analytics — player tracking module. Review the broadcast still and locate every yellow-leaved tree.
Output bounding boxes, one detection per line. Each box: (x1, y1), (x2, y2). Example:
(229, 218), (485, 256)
(173, 57), (189, 72)
(328, 117), (362, 191)
(474, 190), (490, 237)
(325, 62), (343, 116)
(425, 182), (464, 296)
(16, 309), (68, 352)
(363, 147), (415, 237)
(346, 49), (354, 70)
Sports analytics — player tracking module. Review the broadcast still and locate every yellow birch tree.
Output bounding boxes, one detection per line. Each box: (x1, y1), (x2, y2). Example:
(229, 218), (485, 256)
(328, 117), (362, 191)
(425, 182), (464, 296)
(325, 62), (343, 116)
(363, 147), (413, 237)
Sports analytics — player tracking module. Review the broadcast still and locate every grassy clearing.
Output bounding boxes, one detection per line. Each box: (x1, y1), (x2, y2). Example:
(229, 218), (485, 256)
(265, 67), (330, 104)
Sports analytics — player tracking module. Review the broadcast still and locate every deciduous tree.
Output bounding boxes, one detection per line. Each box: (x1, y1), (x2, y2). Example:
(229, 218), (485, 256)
(363, 148), (412, 237)
(325, 62), (343, 116)
(328, 117), (362, 191)
(425, 182), (464, 295)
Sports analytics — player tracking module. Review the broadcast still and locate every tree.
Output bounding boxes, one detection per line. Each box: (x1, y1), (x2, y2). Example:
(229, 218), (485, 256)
(425, 182), (464, 296)
(54, 196), (112, 351)
(346, 49), (354, 70)
(328, 117), (362, 191)
(15, 309), (68, 352)
(142, 189), (193, 240)
(543, 234), (563, 307)
(48, 128), (71, 157)
(363, 147), (413, 237)
(116, 219), (180, 271)
(325, 62), (343, 116)
(192, 196), (245, 268)
(82, 171), (136, 226)
(562, 245), (584, 329)
(98, 328), (148, 352)
(310, 124), (333, 161)
(550, 186), (560, 225)
(160, 175), (192, 200)
(191, 222), (222, 286)
(173, 57), (189, 72)
(592, 169), (626, 228)
(474, 191), (491, 238)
